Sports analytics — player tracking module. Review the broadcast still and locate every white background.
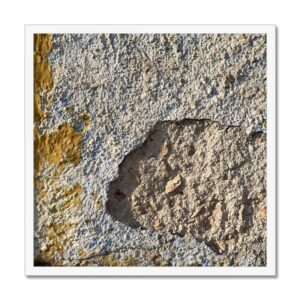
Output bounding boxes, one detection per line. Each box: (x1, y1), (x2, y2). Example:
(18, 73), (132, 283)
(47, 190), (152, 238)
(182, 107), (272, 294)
(0, 0), (298, 299)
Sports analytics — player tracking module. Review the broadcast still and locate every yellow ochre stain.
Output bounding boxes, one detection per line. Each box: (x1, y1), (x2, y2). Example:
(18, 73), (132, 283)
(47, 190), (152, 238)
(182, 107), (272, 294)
(35, 178), (47, 198)
(97, 254), (141, 267)
(37, 222), (77, 265)
(35, 183), (83, 265)
(33, 35), (90, 265)
(62, 184), (83, 210)
(34, 123), (83, 173)
(34, 34), (53, 123)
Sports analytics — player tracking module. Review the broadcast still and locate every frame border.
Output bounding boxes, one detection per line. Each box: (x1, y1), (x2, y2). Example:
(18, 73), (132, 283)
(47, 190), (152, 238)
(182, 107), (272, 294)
(25, 24), (276, 276)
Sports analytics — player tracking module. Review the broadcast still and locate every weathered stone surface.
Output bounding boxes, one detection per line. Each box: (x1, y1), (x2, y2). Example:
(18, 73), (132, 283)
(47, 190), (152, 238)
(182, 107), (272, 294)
(107, 120), (266, 261)
(34, 33), (267, 267)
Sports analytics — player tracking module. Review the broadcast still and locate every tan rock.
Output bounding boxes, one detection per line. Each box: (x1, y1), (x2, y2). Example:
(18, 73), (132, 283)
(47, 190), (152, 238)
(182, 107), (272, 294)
(226, 237), (237, 246)
(107, 120), (266, 264)
(165, 175), (182, 194)
(153, 219), (163, 230)
(177, 224), (187, 237)
(160, 142), (169, 157)
(257, 207), (266, 219)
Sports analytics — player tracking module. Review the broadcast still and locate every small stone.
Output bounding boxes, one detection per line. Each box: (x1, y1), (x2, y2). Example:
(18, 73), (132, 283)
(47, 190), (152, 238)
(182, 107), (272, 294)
(160, 142), (169, 157)
(141, 91), (147, 99)
(177, 224), (187, 237)
(257, 207), (266, 219)
(190, 101), (197, 109)
(213, 240), (226, 254)
(226, 237), (237, 246)
(246, 126), (253, 135)
(40, 243), (47, 251)
(211, 96), (219, 104)
(153, 219), (163, 230)
(165, 175), (182, 194)
(206, 86), (212, 95)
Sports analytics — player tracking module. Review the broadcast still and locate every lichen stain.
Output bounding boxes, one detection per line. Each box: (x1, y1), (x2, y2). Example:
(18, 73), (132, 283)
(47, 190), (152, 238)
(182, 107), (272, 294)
(34, 123), (83, 173)
(34, 34), (53, 123)
(62, 184), (83, 210)
(37, 222), (77, 266)
(34, 178), (47, 198)
(35, 183), (83, 265)
(97, 254), (141, 267)
(152, 255), (170, 266)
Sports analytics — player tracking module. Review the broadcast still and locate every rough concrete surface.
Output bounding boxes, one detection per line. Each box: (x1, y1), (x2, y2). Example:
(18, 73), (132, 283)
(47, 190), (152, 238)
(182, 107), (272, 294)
(34, 33), (267, 267)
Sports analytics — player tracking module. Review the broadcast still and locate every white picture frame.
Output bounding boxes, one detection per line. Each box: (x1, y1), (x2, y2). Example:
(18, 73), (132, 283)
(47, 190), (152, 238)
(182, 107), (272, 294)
(25, 24), (276, 276)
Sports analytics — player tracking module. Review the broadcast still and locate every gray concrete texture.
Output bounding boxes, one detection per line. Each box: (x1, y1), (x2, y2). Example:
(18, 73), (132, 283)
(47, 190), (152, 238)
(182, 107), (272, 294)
(34, 33), (267, 266)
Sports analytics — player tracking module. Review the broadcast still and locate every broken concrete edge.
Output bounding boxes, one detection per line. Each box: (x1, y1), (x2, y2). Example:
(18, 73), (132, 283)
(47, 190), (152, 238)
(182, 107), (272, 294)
(34, 118), (265, 266)
(105, 117), (265, 200)
(105, 118), (266, 257)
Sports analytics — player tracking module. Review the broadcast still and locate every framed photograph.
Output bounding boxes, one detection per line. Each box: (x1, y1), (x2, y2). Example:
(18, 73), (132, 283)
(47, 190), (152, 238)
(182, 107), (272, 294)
(25, 25), (276, 276)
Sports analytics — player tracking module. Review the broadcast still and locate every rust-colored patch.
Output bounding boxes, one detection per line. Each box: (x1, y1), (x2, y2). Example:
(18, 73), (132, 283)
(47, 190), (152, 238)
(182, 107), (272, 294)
(34, 123), (83, 173)
(34, 34), (53, 123)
